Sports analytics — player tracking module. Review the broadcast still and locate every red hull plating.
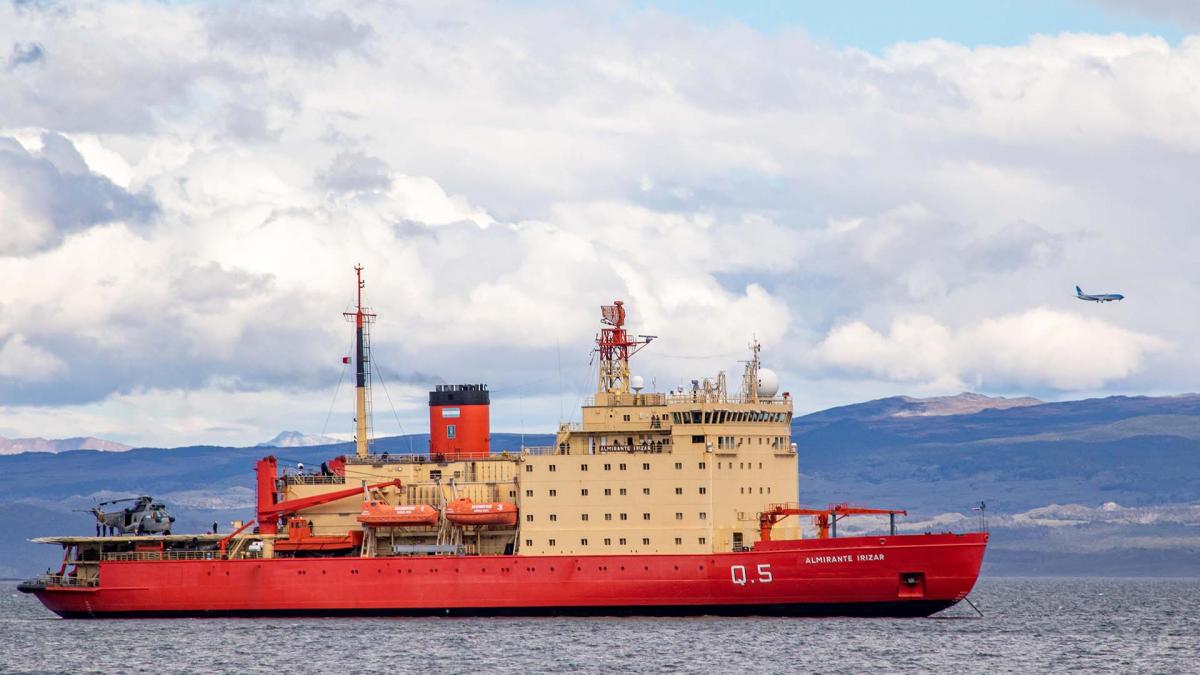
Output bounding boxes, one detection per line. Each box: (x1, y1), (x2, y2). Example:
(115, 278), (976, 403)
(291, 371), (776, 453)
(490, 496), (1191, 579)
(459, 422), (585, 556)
(28, 533), (986, 618)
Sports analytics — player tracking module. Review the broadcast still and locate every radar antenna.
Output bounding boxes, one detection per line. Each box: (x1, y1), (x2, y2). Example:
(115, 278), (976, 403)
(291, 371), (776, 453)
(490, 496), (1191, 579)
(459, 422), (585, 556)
(595, 301), (654, 396)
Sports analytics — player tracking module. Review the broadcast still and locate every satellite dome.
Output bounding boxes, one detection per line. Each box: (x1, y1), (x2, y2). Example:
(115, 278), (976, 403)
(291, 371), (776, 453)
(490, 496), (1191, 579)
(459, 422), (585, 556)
(631, 375), (645, 392)
(756, 368), (780, 398)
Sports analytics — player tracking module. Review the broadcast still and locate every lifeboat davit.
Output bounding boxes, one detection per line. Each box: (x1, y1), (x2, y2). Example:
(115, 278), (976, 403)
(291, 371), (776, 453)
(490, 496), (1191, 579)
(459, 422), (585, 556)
(445, 498), (518, 526)
(356, 501), (439, 527)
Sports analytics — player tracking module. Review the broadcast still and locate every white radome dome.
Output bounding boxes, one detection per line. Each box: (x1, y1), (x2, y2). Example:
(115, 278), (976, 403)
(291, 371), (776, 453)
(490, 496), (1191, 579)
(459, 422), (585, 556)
(631, 375), (645, 391)
(756, 368), (780, 398)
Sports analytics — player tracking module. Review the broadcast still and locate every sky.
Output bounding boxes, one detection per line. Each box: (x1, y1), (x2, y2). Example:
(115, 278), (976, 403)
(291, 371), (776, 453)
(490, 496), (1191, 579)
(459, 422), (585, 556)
(1, 0), (1199, 448)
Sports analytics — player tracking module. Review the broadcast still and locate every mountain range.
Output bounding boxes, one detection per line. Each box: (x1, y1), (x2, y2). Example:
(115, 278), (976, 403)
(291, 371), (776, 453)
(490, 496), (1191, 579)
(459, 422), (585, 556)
(1, 392), (1197, 578)
(0, 436), (132, 456)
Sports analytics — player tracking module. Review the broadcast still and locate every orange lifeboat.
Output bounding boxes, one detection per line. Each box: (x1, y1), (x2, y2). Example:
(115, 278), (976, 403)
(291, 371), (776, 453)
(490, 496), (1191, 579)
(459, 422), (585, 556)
(444, 498), (518, 526)
(356, 501), (439, 527)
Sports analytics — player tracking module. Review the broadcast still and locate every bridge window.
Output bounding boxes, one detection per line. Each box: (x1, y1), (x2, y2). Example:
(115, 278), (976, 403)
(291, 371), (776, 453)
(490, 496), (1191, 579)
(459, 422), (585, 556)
(691, 435), (704, 444)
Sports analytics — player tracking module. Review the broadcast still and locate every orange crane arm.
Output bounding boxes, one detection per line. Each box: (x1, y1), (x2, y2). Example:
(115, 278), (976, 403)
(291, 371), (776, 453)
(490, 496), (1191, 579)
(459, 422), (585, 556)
(258, 479), (402, 519)
(759, 503), (907, 541)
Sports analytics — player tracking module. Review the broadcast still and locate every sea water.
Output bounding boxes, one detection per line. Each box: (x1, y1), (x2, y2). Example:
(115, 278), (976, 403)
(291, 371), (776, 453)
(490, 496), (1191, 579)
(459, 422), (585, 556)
(0, 577), (1196, 674)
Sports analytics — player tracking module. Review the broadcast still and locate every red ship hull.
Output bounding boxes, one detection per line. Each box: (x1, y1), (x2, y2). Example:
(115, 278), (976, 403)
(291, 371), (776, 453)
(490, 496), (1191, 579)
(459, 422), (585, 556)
(25, 532), (986, 618)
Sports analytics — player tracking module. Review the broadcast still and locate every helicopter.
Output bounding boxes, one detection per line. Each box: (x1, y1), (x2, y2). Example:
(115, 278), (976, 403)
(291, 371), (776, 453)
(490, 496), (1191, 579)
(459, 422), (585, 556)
(85, 496), (176, 536)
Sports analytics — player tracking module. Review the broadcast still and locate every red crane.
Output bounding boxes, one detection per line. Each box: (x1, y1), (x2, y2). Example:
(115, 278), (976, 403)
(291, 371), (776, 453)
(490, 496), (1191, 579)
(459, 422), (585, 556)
(759, 503), (908, 541)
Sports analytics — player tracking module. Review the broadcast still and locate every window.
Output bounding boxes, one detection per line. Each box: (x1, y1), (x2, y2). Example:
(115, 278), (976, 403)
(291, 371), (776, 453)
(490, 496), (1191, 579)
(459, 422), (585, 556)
(619, 538), (627, 545)
(549, 539), (556, 547)
(446, 424), (456, 439)
(604, 538), (612, 546)
(581, 514), (589, 521)
(581, 464), (588, 471)
(642, 463), (650, 470)
(619, 463), (627, 471)
(675, 487), (683, 495)
(643, 513), (651, 520)
(581, 538), (588, 546)
(549, 514), (558, 522)
(623, 414), (631, 421)
(525, 490), (533, 497)
(581, 489), (589, 496)
(604, 463), (612, 471)
(525, 465), (533, 472)
(699, 462), (706, 469)
(699, 487), (707, 495)
(549, 464), (557, 472)
(619, 488), (627, 496)
(549, 489), (557, 497)
(642, 538), (650, 545)
(525, 515), (533, 522)
(525, 539), (532, 546)
(604, 488), (612, 496)
(604, 513), (612, 521)
(675, 512), (683, 520)
(674, 462), (683, 470)
(620, 513), (628, 521)
(699, 512), (707, 519)
(699, 537), (707, 545)
(691, 435), (704, 444)
(675, 537), (683, 545)
(740, 487), (744, 494)
(643, 488), (651, 495)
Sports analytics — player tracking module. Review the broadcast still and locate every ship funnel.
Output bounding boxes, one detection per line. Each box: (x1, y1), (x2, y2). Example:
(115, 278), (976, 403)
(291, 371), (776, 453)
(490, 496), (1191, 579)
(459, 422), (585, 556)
(429, 384), (490, 461)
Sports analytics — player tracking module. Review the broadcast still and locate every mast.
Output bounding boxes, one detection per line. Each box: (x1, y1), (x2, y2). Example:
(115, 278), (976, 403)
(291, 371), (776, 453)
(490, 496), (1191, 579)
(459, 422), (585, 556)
(596, 301), (654, 397)
(343, 265), (376, 458)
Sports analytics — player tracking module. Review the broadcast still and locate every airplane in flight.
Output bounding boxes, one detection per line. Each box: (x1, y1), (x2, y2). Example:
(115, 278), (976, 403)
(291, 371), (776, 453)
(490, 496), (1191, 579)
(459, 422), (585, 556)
(1075, 285), (1125, 303)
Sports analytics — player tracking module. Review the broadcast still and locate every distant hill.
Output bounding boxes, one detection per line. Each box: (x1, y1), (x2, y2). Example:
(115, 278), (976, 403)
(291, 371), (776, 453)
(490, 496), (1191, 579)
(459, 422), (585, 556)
(791, 392), (1200, 576)
(257, 431), (343, 448)
(2, 393), (1198, 578)
(0, 435), (132, 456)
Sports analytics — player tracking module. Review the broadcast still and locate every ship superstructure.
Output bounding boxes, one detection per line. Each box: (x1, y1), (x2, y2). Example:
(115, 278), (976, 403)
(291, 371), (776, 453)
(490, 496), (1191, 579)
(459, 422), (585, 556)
(19, 267), (988, 618)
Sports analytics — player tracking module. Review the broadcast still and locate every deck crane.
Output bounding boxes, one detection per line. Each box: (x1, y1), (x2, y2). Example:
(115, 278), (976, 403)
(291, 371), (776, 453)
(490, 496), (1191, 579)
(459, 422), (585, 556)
(759, 503), (908, 541)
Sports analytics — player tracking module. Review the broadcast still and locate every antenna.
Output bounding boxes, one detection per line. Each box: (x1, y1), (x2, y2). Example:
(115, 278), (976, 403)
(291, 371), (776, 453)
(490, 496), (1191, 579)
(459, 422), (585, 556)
(595, 300), (654, 397)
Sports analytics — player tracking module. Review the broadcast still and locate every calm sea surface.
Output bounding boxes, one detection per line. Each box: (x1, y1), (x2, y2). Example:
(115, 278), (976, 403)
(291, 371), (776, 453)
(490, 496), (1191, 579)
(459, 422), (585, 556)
(0, 577), (1197, 674)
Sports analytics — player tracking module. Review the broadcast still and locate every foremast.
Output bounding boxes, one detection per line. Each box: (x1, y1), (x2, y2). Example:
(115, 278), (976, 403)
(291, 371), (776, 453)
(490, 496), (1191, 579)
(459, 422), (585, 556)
(343, 265), (376, 458)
